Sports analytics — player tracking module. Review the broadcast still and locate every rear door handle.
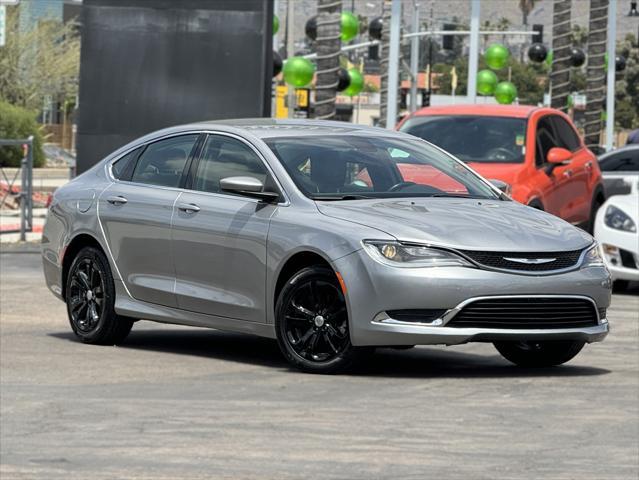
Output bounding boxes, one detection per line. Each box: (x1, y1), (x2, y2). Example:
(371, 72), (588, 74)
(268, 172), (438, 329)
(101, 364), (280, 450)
(177, 202), (200, 213)
(585, 161), (593, 170)
(562, 170), (573, 178)
(106, 195), (128, 205)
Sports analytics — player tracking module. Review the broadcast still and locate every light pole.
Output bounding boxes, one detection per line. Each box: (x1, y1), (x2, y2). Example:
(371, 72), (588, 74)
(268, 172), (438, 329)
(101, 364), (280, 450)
(385, 0), (401, 129)
(467, 0), (481, 103)
(604, 0), (617, 150)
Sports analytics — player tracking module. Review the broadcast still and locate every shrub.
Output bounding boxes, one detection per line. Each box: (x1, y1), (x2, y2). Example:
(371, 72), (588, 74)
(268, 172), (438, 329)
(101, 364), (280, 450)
(0, 101), (45, 168)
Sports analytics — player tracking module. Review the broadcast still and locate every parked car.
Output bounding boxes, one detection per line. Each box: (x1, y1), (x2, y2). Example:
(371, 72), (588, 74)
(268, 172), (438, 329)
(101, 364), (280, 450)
(398, 105), (605, 232)
(594, 186), (638, 291)
(42, 120), (610, 374)
(598, 144), (639, 198)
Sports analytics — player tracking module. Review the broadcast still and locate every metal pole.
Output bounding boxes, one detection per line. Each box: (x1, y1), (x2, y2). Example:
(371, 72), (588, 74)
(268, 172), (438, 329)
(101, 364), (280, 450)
(19, 154), (26, 242)
(604, 0), (616, 151)
(467, 0), (481, 103)
(27, 136), (33, 233)
(286, 0), (295, 119)
(409, 2), (420, 113)
(386, 0), (401, 129)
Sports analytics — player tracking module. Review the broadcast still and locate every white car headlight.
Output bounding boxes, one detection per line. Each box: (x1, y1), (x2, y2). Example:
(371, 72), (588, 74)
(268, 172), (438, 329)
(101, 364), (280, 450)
(363, 241), (473, 268)
(581, 243), (605, 268)
(604, 205), (636, 232)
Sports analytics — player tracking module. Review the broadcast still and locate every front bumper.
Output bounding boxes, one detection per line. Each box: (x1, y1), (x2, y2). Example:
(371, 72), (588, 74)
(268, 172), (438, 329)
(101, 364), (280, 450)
(333, 249), (612, 347)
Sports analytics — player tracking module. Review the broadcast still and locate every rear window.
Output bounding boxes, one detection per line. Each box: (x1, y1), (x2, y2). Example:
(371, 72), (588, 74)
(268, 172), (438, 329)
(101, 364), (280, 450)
(400, 115), (527, 164)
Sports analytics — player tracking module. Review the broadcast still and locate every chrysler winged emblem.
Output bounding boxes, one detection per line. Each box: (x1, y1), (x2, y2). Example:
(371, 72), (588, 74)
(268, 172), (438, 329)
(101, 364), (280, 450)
(503, 257), (556, 265)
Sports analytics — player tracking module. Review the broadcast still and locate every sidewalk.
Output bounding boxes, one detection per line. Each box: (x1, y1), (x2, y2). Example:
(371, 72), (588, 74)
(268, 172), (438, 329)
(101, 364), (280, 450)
(0, 208), (47, 244)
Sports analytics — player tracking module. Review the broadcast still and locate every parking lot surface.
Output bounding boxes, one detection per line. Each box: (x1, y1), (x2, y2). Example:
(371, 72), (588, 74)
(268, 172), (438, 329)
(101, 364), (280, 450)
(1, 252), (638, 479)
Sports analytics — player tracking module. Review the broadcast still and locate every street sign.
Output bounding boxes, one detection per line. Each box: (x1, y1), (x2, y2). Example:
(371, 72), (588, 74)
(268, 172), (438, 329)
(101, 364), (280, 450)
(0, 6), (6, 47)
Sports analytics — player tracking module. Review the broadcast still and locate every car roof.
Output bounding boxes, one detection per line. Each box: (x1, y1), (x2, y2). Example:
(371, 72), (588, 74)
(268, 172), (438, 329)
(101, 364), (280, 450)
(599, 144), (639, 160)
(409, 104), (542, 119)
(183, 118), (408, 139)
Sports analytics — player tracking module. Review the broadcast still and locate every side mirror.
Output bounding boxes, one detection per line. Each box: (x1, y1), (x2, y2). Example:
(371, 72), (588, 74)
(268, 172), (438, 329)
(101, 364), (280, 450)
(545, 147), (572, 175)
(547, 147), (572, 164)
(488, 178), (511, 196)
(220, 176), (280, 202)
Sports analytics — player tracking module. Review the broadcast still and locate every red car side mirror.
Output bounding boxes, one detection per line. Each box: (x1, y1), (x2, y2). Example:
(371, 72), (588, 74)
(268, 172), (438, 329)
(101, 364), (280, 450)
(547, 147), (572, 164)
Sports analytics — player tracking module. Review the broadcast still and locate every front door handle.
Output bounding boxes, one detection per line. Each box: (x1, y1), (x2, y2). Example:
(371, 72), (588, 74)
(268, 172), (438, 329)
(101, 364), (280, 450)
(177, 202), (201, 213)
(585, 161), (593, 171)
(562, 169), (573, 178)
(106, 195), (128, 205)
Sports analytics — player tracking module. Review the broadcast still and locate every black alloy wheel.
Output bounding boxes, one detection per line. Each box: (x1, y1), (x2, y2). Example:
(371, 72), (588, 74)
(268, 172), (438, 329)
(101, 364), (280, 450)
(65, 246), (133, 344)
(68, 257), (105, 333)
(275, 266), (370, 373)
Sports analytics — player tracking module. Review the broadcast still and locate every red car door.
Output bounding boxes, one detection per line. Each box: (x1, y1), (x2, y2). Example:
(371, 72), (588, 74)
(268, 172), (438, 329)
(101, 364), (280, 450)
(548, 115), (592, 224)
(530, 115), (577, 221)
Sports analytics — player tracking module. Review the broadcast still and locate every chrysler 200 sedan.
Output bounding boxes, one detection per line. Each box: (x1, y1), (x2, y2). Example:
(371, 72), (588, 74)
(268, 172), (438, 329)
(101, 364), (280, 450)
(42, 119), (611, 374)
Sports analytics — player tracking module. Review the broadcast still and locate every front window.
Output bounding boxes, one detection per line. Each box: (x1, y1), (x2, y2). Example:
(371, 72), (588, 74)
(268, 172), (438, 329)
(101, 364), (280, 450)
(265, 135), (500, 200)
(399, 115), (527, 164)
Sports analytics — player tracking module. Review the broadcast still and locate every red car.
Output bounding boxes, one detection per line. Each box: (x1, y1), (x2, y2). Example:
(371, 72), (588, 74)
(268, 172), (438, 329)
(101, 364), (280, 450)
(398, 105), (605, 231)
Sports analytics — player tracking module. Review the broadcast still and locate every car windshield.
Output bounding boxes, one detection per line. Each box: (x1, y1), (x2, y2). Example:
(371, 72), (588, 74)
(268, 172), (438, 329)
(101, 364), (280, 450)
(265, 135), (500, 200)
(399, 115), (527, 164)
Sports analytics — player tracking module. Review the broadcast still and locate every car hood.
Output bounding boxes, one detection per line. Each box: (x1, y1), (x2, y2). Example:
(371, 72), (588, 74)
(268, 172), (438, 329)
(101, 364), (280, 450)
(465, 162), (524, 185)
(316, 198), (593, 252)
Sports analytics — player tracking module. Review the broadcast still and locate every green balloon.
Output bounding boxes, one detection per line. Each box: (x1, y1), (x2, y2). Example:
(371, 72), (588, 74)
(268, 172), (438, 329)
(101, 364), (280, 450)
(485, 43), (510, 70)
(341, 11), (359, 42)
(477, 69), (498, 95)
(273, 14), (279, 35)
(344, 68), (364, 97)
(546, 49), (554, 67)
(494, 81), (517, 104)
(283, 56), (315, 87)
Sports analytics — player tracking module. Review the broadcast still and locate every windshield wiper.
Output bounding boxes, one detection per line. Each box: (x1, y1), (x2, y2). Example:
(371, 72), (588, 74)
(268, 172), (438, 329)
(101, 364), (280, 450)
(312, 194), (373, 201)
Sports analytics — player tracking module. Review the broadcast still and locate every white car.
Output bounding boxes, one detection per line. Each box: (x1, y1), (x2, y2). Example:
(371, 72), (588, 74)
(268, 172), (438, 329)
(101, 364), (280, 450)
(595, 183), (639, 290)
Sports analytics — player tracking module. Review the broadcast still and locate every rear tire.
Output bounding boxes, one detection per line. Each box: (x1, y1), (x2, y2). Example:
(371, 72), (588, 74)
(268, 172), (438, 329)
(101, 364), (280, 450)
(275, 266), (370, 374)
(65, 246), (133, 345)
(586, 197), (604, 234)
(494, 340), (585, 367)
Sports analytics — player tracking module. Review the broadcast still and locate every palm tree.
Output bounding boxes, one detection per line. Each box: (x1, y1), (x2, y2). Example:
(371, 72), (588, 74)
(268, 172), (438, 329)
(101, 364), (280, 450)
(519, 0), (537, 26)
(550, 0), (572, 112)
(584, 0), (609, 147)
(314, 0), (342, 119)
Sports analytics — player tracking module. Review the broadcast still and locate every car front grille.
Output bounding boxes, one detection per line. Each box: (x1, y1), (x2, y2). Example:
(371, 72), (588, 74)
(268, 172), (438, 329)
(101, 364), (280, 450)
(459, 249), (584, 272)
(447, 297), (599, 329)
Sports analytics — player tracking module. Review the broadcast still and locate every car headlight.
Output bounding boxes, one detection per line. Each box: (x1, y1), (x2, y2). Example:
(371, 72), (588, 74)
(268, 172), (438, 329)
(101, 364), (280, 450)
(581, 243), (605, 268)
(363, 241), (473, 268)
(604, 205), (636, 232)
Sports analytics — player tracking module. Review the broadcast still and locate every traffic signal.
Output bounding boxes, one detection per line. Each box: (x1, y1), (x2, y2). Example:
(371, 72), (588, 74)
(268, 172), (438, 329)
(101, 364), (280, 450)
(532, 24), (543, 44)
(442, 24), (455, 50)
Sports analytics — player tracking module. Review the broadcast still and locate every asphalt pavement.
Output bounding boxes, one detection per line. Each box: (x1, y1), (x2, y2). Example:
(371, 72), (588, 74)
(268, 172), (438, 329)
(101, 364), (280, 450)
(1, 252), (638, 479)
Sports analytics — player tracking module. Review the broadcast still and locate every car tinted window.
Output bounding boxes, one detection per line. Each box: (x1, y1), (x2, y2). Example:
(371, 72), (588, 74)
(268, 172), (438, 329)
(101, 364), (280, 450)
(193, 135), (268, 194)
(535, 117), (556, 166)
(266, 135), (499, 200)
(111, 148), (139, 180)
(131, 134), (198, 187)
(399, 115), (527, 163)
(551, 116), (581, 151)
(600, 150), (639, 172)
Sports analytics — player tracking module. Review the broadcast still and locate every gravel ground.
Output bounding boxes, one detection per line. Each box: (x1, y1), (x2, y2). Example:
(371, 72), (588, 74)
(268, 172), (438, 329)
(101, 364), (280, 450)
(1, 252), (638, 479)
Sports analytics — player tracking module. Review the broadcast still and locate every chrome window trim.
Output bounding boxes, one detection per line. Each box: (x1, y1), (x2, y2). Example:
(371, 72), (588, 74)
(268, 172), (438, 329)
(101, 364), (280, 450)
(373, 294), (601, 328)
(104, 129), (290, 206)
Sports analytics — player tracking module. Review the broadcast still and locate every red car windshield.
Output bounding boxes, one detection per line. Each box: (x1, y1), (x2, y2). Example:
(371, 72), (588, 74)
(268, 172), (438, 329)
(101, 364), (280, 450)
(400, 115), (527, 164)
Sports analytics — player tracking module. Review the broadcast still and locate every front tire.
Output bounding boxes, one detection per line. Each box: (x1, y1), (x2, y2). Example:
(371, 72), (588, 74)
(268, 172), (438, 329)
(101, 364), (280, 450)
(494, 340), (585, 367)
(275, 266), (369, 374)
(65, 246), (133, 345)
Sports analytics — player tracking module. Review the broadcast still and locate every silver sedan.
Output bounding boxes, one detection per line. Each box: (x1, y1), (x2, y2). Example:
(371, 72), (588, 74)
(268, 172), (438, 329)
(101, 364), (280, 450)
(42, 119), (611, 373)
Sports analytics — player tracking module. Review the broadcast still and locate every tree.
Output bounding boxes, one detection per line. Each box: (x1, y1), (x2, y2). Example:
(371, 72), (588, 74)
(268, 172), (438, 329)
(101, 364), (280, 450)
(0, 6), (79, 112)
(550, 0), (572, 112)
(614, 34), (639, 129)
(313, 0), (342, 119)
(584, 0), (608, 147)
(519, 0), (538, 26)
